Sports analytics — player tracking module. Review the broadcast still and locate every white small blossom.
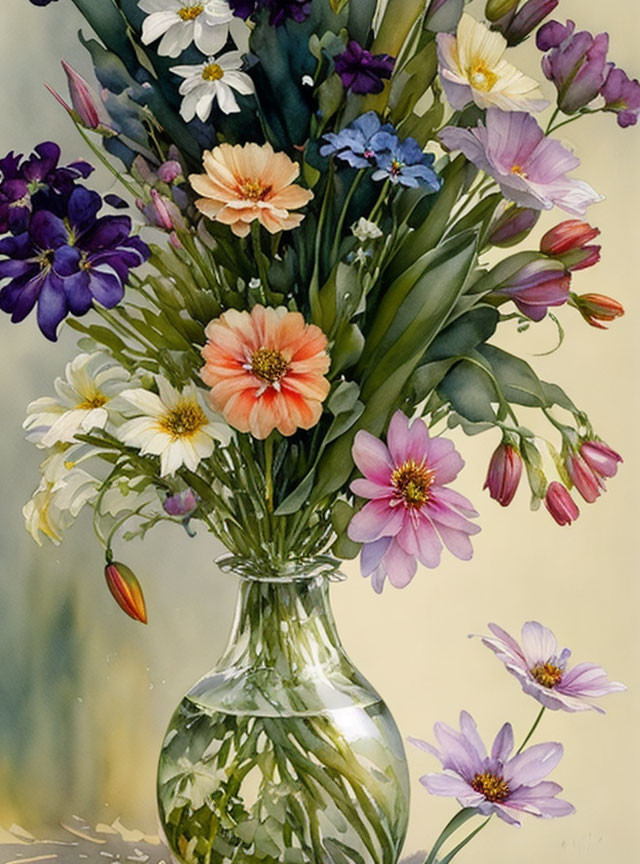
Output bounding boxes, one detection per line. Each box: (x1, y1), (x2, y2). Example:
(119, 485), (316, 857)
(138, 0), (234, 59)
(171, 51), (254, 120)
(351, 217), (383, 243)
(24, 352), (130, 449)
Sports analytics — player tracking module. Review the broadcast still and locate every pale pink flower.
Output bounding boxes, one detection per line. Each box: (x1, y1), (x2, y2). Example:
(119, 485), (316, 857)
(348, 411), (480, 593)
(480, 621), (626, 713)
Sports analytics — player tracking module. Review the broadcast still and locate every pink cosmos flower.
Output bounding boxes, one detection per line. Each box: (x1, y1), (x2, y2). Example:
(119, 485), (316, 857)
(409, 711), (574, 826)
(347, 411), (480, 593)
(439, 109), (603, 216)
(480, 621), (626, 713)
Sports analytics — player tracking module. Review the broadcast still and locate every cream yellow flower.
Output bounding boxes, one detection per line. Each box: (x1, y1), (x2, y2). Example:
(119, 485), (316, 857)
(437, 14), (548, 113)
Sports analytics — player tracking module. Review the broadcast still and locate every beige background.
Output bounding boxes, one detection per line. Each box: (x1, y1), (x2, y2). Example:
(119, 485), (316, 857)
(0, 0), (638, 859)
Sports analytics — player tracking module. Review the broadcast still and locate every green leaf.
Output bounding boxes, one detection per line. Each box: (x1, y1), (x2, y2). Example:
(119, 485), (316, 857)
(425, 306), (499, 362)
(330, 500), (360, 560)
(348, 0), (378, 43)
(477, 344), (549, 408)
(542, 381), (579, 413)
(408, 358), (457, 403)
(317, 73), (345, 126)
(389, 39), (438, 126)
(438, 358), (498, 423)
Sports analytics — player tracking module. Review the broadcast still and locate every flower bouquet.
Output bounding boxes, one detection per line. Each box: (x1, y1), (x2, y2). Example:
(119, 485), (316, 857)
(2, 0), (635, 862)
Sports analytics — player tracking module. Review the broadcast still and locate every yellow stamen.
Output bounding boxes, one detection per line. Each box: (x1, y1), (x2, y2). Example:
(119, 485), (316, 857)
(531, 662), (563, 689)
(202, 62), (224, 82)
(471, 772), (510, 802)
(177, 4), (203, 21)
(510, 164), (527, 178)
(391, 460), (435, 509)
(160, 401), (208, 438)
(250, 348), (289, 384)
(468, 60), (498, 92)
(239, 179), (271, 201)
(76, 393), (108, 410)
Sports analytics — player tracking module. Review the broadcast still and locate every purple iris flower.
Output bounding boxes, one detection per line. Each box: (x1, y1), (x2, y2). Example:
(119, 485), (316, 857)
(335, 41), (396, 95)
(537, 19), (610, 114)
(601, 65), (640, 128)
(320, 111), (397, 168)
(0, 142), (93, 236)
(372, 137), (441, 190)
(29, 0), (59, 5)
(228, 0), (311, 26)
(0, 187), (149, 341)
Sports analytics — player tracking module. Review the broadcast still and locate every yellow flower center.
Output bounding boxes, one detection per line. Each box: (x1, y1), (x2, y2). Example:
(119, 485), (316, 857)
(471, 772), (510, 802)
(239, 179), (272, 201)
(177, 4), (204, 21)
(250, 348), (289, 384)
(531, 662), (563, 689)
(160, 401), (208, 438)
(202, 62), (224, 82)
(468, 60), (498, 92)
(391, 460), (435, 509)
(510, 164), (528, 178)
(76, 392), (108, 410)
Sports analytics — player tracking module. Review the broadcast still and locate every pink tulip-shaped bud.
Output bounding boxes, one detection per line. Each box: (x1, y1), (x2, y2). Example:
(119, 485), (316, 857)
(157, 160), (183, 184)
(56, 60), (111, 130)
(581, 440), (623, 479)
(540, 219), (601, 271)
(484, 442), (523, 507)
(104, 561), (148, 624)
(565, 452), (603, 503)
(488, 204), (540, 247)
(545, 482), (580, 526)
(574, 293), (625, 329)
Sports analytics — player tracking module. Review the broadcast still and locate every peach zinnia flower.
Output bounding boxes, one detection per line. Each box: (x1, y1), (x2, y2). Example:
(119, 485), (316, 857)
(201, 305), (330, 439)
(189, 143), (314, 238)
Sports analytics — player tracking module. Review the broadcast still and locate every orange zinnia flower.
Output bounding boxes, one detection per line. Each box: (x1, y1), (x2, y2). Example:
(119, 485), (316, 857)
(189, 142), (314, 238)
(201, 305), (331, 439)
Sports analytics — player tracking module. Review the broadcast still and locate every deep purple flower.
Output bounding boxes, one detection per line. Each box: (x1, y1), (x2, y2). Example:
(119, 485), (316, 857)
(601, 65), (640, 128)
(440, 109), (603, 216)
(494, 0), (559, 47)
(484, 441), (522, 506)
(372, 138), (441, 190)
(348, 411), (480, 593)
(229, 0), (311, 26)
(0, 187), (149, 341)
(335, 41), (395, 96)
(320, 112), (397, 169)
(29, 0), (59, 5)
(409, 712), (574, 825)
(480, 621), (626, 713)
(537, 20), (610, 114)
(0, 152), (30, 235)
(494, 259), (571, 321)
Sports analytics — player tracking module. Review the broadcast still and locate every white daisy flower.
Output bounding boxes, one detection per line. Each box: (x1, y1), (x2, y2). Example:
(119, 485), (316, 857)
(351, 217), (383, 242)
(23, 449), (99, 545)
(138, 0), (234, 59)
(118, 377), (228, 477)
(23, 352), (130, 449)
(171, 51), (255, 120)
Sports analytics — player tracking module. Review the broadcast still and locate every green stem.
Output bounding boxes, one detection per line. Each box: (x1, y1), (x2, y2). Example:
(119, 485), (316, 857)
(438, 818), (491, 864)
(545, 106), (561, 134)
(74, 122), (140, 199)
(251, 221), (270, 301)
(424, 809), (478, 864)
(331, 168), (366, 263)
(516, 706), (546, 755)
(264, 435), (274, 513)
(369, 179), (391, 224)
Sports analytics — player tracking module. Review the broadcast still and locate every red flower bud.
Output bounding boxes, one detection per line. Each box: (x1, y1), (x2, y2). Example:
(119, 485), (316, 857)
(545, 482), (580, 526)
(540, 220), (601, 271)
(565, 452), (603, 504)
(484, 442), (523, 507)
(104, 562), (148, 624)
(574, 293), (625, 329)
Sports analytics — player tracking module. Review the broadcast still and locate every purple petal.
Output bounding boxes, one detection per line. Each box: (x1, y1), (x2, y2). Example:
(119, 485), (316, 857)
(491, 723), (514, 763)
(559, 662), (626, 697)
(67, 186), (102, 234)
(86, 267), (124, 308)
(350, 478), (393, 500)
(80, 215), (132, 252)
(360, 536), (391, 578)
(36, 272), (67, 341)
(22, 141), (60, 182)
(384, 538), (418, 588)
(387, 410), (412, 464)
(53, 244), (82, 277)
(420, 772), (479, 800)
(505, 742), (563, 787)
(29, 210), (69, 250)
(64, 270), (93, 315)
(520, 621), (558, 667)
(352, 430), (393, 484)
(459, 711), (488, 762)
(398, 514), (442, 569)
(408, 736), (440, 758)
(433, 485), (479, 517)
(7, 273), (42, 321)
(348, 498), (405, 543)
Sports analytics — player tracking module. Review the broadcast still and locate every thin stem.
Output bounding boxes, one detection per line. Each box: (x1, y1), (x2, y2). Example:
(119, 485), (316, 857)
(438, 817), (492, 864)
(74, 122), (140, 199)
(516, 706), (546, 755)
(545, 106), (561, 134)
(369, 179), (391, 224)
(331, 168), (366, 263)
(424, 808), (478, 864)
(264, 435), (274, 513)
(251, 221), (270, 301)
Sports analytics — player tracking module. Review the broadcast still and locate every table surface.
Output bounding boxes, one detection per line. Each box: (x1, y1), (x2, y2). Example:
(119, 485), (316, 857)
(0, 821), (426, 864)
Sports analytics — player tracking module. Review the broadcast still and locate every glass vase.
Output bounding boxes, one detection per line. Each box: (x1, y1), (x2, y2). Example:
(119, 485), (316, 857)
(157, 559), (410, 864)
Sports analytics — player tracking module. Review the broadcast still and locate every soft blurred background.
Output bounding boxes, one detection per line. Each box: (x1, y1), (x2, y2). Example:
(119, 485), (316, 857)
(0, 0), (638, 859)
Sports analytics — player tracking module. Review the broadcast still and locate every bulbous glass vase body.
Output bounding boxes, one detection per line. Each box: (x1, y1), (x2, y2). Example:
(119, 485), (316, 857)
(157, 562), (410, 864)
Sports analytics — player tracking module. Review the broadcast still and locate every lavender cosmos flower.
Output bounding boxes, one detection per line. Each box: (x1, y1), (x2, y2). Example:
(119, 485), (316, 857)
(545, 481), (579, 525)
(484, 441), (522, 506)
(440, 109), (603, 217)
(537, 20), (609, 114)
(372, 138), (441, 190)
(480, 621), (626, 712)
(334, 41), (395, 96)
(540, 219), (600, 271)
(493, 259), (571, 321)
(347, 411), (480, 593)
(601, 66), (640, 128)
(409, 712), (574, 825)
(229, 0), (311, 26)
(0, 187), (149, 341)
(320, 112), (397, 169)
